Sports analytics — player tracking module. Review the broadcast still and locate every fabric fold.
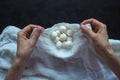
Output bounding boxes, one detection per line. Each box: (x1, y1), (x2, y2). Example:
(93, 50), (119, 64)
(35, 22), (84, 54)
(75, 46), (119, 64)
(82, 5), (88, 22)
(0, 25), (119, 80)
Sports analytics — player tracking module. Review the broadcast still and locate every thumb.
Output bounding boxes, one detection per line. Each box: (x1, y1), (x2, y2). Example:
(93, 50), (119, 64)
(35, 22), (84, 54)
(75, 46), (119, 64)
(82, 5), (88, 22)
(80, 24), (95, 39)
(31, 27), (44, 43)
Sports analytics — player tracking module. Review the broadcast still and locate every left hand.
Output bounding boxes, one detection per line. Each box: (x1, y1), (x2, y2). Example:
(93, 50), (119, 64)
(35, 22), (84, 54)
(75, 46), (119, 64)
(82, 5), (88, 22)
(16, 24), (44, 64)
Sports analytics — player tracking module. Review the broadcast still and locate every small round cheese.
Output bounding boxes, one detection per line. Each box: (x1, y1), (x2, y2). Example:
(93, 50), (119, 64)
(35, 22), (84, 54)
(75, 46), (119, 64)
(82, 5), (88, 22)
(67, 29), (73, 36)
(63, 41), (73, 49)
(56, 41), (63, 49)
(67, 37), (72, 41)
(54, 37), (60, 43)
(56, 30), (60, 36)
(51, 25), (74, 49)
(51, 31), (58, 40)
(59, 26), (67, 33)
(59, 33), (67, 41)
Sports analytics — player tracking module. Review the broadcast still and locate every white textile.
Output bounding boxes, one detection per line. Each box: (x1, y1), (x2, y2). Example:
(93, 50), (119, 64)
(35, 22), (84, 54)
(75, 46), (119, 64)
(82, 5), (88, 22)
(0, 24), (120, 80)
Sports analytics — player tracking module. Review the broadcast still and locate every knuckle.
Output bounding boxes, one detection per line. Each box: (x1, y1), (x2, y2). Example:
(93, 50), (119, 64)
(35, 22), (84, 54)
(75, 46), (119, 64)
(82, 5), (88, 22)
(27, 24), (40, 28)
(102, 24), (107, 29)
(26, 24), (36, 28)
(90, 18), (96, 22)
(28, 24), (34, 26)
(90, 18), (95, 20)
(90, 18), (97, 24)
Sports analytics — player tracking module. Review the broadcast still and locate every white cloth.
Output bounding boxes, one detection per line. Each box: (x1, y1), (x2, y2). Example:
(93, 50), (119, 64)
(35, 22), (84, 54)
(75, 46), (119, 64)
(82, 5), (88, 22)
(0, 24), (120, 80)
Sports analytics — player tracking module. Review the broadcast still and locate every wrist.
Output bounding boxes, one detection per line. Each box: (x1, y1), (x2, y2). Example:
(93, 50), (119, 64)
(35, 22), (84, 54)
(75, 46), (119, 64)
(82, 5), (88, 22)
(95, 43), (112, 56)
(100, 45), (115, 59)
(12, 58), (25, 68)
(12, 57), (27, 69)
(5, 56), (27, 80)
(16, 51), (31, 64)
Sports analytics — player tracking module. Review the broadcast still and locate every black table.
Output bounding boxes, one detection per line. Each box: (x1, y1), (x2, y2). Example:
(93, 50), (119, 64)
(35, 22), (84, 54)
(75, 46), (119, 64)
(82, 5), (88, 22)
(0, 0), (120, 39)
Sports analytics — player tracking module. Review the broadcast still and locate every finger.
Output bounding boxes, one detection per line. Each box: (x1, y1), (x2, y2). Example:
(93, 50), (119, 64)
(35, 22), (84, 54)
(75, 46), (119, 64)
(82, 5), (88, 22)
(81, 18), (103, 26)
(31, 27), (44, 44)
(21, 24), (40, 35)
(81, 18), (105, 32)
(20, 24), (43, 38)
(80, 24), (95, 39)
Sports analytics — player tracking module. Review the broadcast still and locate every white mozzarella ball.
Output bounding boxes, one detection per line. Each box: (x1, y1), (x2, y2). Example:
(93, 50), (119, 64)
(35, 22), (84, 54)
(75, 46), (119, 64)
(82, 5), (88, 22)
(63, 41), (73, 49)
(59, 26), (67, 33)
(56, 30), (60, 36)
(62, 42), (66, 48)
(56, 41), (63, 49)
(67, 37), (72, 41)
(54, 37), (60, 43)
(67, 29), (73, 36)
(51, 31), (58, 40)
(59, 33), (67, 41)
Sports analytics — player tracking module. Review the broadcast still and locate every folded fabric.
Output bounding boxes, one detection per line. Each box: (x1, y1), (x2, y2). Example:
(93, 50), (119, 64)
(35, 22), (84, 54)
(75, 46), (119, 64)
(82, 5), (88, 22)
(36, 23), (92, 58)
(0, 24), (120, 80)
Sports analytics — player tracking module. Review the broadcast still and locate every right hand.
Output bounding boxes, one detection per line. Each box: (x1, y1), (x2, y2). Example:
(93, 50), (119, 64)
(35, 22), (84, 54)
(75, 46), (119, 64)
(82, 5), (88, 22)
(80, 18), (113, 57)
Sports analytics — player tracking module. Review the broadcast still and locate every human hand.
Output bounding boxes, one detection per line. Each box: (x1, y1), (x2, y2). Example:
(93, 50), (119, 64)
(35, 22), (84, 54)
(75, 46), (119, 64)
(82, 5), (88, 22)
(16, 24), (44, 64)
(80, 19), (120, 79)
(80, 18), (113, 57)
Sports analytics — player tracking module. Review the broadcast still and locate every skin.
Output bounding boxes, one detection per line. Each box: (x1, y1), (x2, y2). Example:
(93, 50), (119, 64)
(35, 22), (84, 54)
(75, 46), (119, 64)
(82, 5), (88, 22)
(5, 24), (44, 80)
(5, 19), (120, 80)
(80, 18), (120, 79)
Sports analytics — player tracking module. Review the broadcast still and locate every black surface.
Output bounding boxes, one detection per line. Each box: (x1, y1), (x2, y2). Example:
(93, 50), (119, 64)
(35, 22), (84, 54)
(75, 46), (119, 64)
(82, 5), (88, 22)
(0, 0), (120, 39)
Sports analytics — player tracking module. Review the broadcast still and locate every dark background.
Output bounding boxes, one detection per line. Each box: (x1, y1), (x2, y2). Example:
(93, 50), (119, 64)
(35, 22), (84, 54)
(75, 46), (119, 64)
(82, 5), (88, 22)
(0, 0), (120, 39)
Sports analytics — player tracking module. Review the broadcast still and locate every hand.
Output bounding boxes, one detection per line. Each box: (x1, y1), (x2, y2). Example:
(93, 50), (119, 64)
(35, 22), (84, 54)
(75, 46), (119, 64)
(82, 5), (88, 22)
(5, 24), (44, 80)
(80, 18), (113, 57)
(80, 18), (120, 79)
(16, 24), (44, 64)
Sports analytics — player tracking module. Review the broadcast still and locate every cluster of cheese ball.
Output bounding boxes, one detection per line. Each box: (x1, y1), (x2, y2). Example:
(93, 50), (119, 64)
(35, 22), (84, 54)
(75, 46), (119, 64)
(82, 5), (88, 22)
(51, 26), (74, 49)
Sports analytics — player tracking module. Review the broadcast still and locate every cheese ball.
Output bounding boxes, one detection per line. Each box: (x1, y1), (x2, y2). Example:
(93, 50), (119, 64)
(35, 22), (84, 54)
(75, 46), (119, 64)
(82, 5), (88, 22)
(67, 29), (73, 37)
(51, 25), (74, 49)
(59, 33), (67, 41)
(56, 30), (60, 36)
(51, 31), (58, 40)
(54, 37), (60, 43)
(63, 41), (73, 49)
(56, 41), (63, 49)
(67, 37), (72, 41)
(59, 26), (67, 33)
